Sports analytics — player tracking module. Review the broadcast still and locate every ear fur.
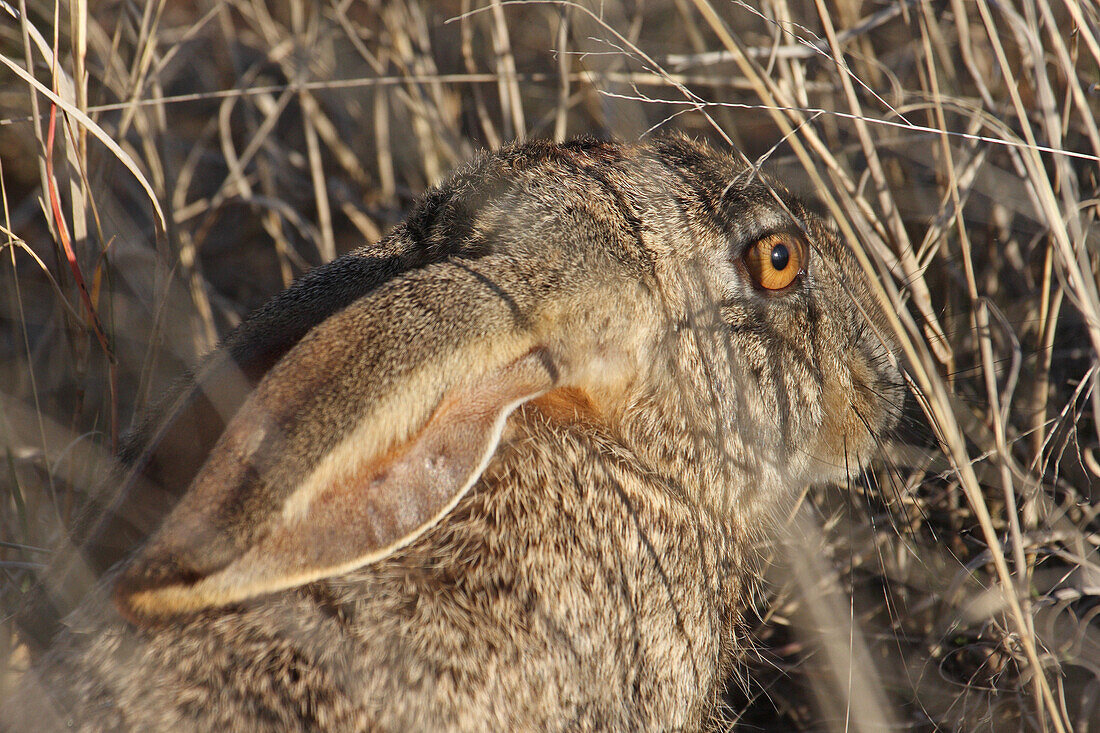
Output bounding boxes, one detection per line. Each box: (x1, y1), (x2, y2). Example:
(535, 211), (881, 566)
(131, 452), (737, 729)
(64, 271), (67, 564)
(111, 252), (592, 623)
(115, 347), (554, 621)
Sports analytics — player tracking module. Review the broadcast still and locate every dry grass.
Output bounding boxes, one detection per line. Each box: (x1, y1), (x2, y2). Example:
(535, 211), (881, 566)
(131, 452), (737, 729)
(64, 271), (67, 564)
(1, 1), (1098, 730)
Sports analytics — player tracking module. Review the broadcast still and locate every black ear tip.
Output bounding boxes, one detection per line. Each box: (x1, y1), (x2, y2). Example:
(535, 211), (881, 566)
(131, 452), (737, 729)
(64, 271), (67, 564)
(112, 573), (156, 626)
(112, 557), (208, 626)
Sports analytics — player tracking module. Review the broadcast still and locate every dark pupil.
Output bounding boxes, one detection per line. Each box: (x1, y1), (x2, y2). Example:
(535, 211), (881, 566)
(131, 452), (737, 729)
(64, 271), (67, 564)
(770, 243), (790, 271)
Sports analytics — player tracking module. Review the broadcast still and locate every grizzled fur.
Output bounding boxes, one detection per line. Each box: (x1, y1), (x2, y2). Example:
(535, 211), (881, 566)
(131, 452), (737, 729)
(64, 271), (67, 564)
(4, 137), (901, 731)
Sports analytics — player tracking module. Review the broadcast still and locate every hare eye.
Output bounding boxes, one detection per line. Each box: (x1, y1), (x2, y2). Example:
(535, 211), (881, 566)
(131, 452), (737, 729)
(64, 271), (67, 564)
(743, 233), (806, 291)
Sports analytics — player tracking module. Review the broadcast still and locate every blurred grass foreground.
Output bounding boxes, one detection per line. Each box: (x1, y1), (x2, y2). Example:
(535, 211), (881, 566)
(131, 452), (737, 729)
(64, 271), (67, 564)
(1, 1), (1098, 730)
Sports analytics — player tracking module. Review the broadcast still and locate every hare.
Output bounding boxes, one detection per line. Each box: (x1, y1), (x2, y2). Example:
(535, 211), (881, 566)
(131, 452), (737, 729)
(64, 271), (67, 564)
(3, 136), (902, 731)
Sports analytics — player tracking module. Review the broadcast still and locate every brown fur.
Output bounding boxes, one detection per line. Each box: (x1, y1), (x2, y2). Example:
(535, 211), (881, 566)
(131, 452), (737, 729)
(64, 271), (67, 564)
(3, 137), (902, 731)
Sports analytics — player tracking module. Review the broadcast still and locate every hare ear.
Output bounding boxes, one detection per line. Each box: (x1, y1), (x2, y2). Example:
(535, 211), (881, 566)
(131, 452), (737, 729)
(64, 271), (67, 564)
(116, 350), (554, 622)
(112, 259), (578, 623)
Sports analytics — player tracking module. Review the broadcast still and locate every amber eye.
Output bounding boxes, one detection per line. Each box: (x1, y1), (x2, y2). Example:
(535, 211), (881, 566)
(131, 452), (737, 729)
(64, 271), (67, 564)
(743, 233), (807, 291)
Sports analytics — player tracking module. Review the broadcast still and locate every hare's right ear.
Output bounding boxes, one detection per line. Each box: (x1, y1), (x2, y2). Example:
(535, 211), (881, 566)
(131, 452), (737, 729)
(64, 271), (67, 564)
(114, 255), (639, 623)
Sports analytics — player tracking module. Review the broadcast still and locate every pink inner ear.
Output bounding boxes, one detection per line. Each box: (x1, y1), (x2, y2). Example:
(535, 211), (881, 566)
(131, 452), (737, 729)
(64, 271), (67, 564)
(117, 349), (555, 619)
(266, 382), (522, 571)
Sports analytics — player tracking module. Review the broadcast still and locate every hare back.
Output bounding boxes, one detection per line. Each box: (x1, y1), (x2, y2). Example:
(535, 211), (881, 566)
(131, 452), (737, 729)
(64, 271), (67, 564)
(11, 414), (745, 732)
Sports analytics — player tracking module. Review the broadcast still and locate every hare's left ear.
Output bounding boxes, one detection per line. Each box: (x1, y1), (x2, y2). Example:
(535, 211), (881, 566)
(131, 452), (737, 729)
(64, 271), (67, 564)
(113, 252), (641, 624)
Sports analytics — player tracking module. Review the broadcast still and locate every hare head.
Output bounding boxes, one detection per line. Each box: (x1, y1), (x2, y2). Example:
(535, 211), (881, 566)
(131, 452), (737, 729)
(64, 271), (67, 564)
(108, 135), (901, 622)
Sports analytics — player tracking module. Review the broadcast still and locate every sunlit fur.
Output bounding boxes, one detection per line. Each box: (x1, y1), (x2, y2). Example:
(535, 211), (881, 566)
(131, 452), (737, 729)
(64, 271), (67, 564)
(4, 137), (902, 731)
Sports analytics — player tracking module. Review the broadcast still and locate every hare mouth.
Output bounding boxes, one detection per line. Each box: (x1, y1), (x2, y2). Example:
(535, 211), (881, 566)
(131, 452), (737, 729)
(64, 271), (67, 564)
(806, 369), (897, 482)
